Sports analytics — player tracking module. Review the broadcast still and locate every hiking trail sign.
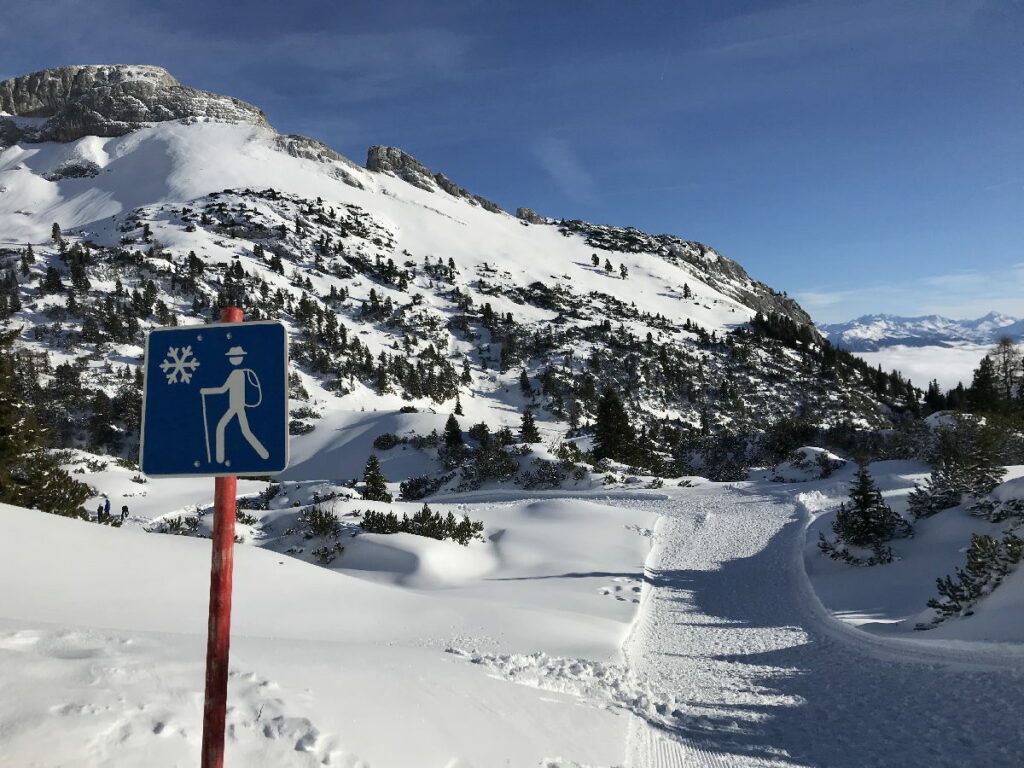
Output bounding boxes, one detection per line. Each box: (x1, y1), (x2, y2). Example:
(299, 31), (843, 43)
(141, 320), (289, 477)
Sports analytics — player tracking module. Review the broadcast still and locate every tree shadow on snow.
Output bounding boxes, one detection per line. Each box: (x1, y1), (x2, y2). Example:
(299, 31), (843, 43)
(633, 505), (1024, 768)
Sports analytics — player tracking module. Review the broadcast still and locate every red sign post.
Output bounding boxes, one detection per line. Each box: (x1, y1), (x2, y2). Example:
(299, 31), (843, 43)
(201, 305), (242, 768)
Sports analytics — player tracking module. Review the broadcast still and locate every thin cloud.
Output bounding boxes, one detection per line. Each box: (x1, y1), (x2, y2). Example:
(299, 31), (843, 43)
(697, 0), (984, 61)
(797, 262), (1024, 324)
(532, 137), (596, 204)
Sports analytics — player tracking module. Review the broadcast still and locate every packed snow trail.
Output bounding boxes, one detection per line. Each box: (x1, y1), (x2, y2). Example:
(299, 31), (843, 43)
(621, 485), (1024, 768)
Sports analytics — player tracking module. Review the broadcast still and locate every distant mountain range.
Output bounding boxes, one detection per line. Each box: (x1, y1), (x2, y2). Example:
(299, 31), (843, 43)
(819, 313), (1024, 352)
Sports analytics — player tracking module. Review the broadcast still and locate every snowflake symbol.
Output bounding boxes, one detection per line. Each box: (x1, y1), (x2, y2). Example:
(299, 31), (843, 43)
(159, 346), (200, 384)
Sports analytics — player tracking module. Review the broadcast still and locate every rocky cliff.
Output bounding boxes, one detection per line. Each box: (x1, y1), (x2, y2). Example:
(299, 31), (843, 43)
(0, 64), (268, 144)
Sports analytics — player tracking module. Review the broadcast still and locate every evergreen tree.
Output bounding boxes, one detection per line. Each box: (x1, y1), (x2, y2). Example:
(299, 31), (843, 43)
(454, 392), (463, 415)
(51, 222), (62, 243)
(593, 386), (636, 463)
(362, 454), (392, 502)
(989, 337), (1022, 405)
(520, 409), (540, 443)
(519, 368), (532, 394)
(0, 330), (88, 517)
(967, 355), (1000, 412)
(443, 414), (464, 449)
(910, 417), (1007, 520)
(832, 461), (911, 547)
(924, 379), (945, 412)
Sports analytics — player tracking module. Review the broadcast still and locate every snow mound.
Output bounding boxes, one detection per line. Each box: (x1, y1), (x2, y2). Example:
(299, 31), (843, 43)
(772, 446), (846, 482)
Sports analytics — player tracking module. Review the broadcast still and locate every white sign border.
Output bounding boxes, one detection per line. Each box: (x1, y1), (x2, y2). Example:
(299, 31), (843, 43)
(140, 319), (290, 479)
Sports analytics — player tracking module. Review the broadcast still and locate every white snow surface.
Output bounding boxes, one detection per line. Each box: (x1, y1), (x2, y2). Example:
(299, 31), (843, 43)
(4, 471), (1024, 766)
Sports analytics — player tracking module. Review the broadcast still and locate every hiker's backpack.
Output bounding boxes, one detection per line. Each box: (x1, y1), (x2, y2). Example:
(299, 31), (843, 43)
(243, 369), (263, 408)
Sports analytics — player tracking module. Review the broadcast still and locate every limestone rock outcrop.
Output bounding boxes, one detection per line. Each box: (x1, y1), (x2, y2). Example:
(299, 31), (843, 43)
(0, 65), (268, 143)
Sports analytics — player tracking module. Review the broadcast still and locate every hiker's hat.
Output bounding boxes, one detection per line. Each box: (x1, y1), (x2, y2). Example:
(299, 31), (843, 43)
(226, 345), (247, 356)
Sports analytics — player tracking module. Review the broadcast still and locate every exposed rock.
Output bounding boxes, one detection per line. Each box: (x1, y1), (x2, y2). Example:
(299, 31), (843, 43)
(366, 145), (505, 212)
(516, 207), (544, 224)
(274, 134), (364, 189)
(434, 172), (504, 213)
(365, 145), (436, 191)
(0, 65), (269, 143)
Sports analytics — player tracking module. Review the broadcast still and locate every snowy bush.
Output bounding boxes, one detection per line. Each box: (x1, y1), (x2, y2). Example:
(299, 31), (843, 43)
(373, 432), (401, 450)
(771, 447), (845, 482)
(969, 476), (1024, 523)
(917, 532), (1024, 629)
(399, 472), (453, 500)
(360, 504), (484, 546)
(297, 505), (340, 539)
(311, 543), (344, 565)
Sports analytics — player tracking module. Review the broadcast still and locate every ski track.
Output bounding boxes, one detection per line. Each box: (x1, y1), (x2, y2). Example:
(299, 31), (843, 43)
(618, 486), (1024, 768)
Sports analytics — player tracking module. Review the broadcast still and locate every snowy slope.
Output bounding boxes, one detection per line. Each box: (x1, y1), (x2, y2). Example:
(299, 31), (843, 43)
(0, 64), (915, 500)
(0, 495), (657, 767)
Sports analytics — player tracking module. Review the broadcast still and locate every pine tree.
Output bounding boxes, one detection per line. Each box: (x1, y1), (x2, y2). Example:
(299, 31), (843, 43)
(967, 355), (1000, 412)
(454, 392), (463, 415)
(519, 369), (532, 395)
(593, 386), (636, 463)
(0, 330), (88, 517)
(443, 414), (464, 449)
(51, 222), (62, 243)
(362, 454), (392, 502)
(520, 409), (540, 443)
(832, 462), (910, 547)
(989, 337), (1022, 405)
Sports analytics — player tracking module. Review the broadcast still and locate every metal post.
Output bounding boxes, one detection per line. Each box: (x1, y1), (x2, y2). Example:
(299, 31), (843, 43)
(201, 305), (242, 768)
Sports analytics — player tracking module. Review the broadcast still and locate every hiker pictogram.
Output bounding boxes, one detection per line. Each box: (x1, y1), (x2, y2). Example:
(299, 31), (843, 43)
(141, 320), (288, 478)
(200, 345), (270, 464)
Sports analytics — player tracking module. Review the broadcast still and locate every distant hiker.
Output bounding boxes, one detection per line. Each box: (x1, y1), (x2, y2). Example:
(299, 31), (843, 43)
(121, 505), (129, 522)
(96, 503), (104, 522)
(104, 497), (111, 517)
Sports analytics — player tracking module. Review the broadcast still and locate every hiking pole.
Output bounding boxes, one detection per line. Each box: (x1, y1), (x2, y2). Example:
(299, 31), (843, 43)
(201, 391), (211, 464)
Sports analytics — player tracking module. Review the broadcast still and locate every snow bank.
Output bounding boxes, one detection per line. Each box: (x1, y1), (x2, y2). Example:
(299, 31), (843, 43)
(798, 463), (1024, 643)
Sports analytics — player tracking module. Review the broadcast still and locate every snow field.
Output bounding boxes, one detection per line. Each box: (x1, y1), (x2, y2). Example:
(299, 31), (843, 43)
(0, 489), (658, 767)
(617, 485), (1024, 767)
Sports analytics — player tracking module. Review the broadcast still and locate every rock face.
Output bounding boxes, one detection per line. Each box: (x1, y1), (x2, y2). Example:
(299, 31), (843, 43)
(274, 134), (364, 189)
(366, 145), (505, 213)
(516, 207), (544, 224)
(366, 145), (436, 191)
(0, 64), (269, 143)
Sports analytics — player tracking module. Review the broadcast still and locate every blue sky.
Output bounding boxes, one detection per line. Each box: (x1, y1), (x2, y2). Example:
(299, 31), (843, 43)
(1, 0), (1021, 323)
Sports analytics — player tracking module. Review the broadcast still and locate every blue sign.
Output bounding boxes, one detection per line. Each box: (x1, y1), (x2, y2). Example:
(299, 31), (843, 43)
(141, 321), (289, 477)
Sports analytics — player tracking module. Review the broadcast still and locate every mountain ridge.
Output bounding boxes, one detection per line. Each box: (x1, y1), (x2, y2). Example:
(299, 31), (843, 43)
(0, 63), (919, 487)
(820, 312), (1024, 352)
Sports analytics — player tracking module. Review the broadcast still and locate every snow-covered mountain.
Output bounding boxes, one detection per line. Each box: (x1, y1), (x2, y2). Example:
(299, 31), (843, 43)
(0, 64), (915, 487)
(820, 312), (1024, 352)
